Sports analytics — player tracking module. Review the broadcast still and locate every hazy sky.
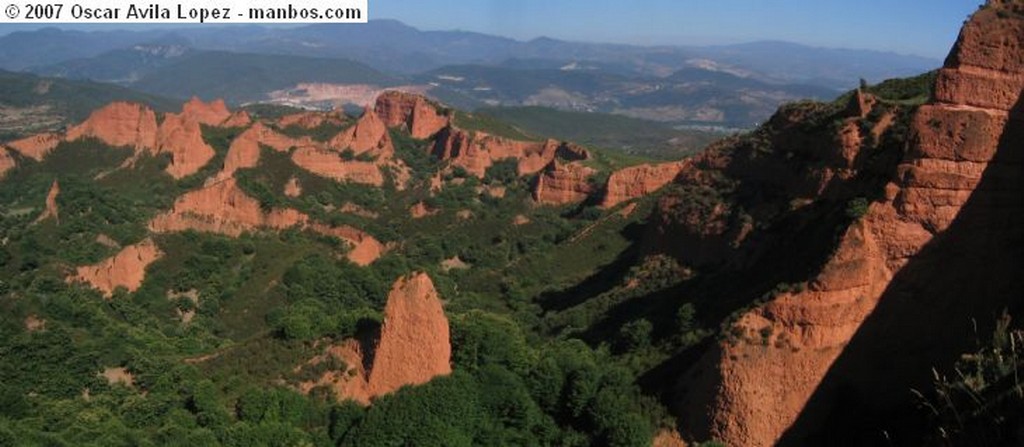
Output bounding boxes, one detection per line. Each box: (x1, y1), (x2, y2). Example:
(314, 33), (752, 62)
(373, 0), (980, 58)
(0, 1), (980, 58)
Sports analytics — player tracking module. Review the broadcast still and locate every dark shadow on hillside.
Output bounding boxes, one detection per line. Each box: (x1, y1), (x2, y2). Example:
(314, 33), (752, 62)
(354, 318), (382, 373)
(536, 221), (647, 313)
(778, 92), (1024, 446)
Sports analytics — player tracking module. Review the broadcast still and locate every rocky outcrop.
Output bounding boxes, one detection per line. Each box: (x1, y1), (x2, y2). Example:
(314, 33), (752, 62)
(291, 147), (385, 186)
(679, 4), (1024, 446)
(308, 224), (385, 267)
(278, 110), (347, 129)
(65, 102), (158, 150)
(369, 273), (451, 395)
(149, 178), (382, 265)
(0, 147), (13, 179)
(149, 178), (306, 236)
(329, 106), (392, 155)
(34, 180), (60, 224)
(70, 238), (163, 297)
(154, 112), (216, 179)
(63, 99), (232, 179)
(432, 127), (589, 178)
(409, 201), (437, 218)
(374, 91), (450, 139)
(532, 160), (596, 205)
(218, 122), (306, 180)
(284, 177), (302, 197)
(181, 97), (231, 126)
(600, 161), (687, 208)
(222, 110), (252, 128)
(7, 133), (61, 160)
(311, 273), (451, 404)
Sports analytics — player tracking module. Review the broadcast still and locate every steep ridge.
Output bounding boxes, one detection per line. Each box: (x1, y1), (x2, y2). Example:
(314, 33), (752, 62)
(153, 111), (216, 179)
(148, 177), (383, 265)
(277, 110), (346, 129)
(180, 97), (232, 126)
(0, 147), (13, 178)
(58, 99), (229, 179)
(6, 133), (61, 161)
(374, 91), (450, 139)
(65, 101), (159, 150)
(302, 272), (452, 404)
(430, 127), (590, 178)
(70, 238), (164, 297)
(532, 160), (596, 205)
(34, 179), (60, 224)
(669, 4), (1024, 446)
(600, 161), (688, 208)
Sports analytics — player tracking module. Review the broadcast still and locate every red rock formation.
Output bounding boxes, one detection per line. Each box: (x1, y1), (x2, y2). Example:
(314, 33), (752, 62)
(0, 148), (14, 179)
(408, 201), (437, 218)
(600, 161), (687, 208)
(304, 273), (451, 405)
(222, 110), (252, 128)
(154, 112), (216, 179)
(291, 146), (385, 186)
(284, 177), (302, 197)
(149, 178), (307, 236)
(532, 160), (596, 205)
(374, 91), (450, 139)
(34, 180), (60, 224)
(65, 102), (158, 150)
(432, 127), (589, 178)
(368, 272), (451, 395)
(70, 238), (163, 297)
(181, 97), (231, 126)
(149, 178), (382, 265)
(308, 224), (385, 266)
(652, 429), (688, 447)
(277, 110), (347, 129)
(218, 122), (307, 180)
(7, 133), (61, 160)
(62, 100), (224, 178)
(330, 106), (392, 155)
(682, 5), (1024, 446)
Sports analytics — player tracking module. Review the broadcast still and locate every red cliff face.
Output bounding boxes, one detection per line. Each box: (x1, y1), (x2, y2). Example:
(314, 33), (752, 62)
(600, 161), (687, 208)
(65, 102), (158, 150)
(532, 160), (596, 205)
(291, 147), (385, 186)
(70, 238), (163, 298)
(34, 180), (60, 224)
(181, 97), (232, 126)
(310, 273), (451, 404)
(148, 178), (306, 236)
(155, 112), (216, 179)
(277, 110), (347, 129)
(374, 91), (450, 139)
(62, 99), (235, 179)
(369, 273), (452, 393)
(679, 4), (1024, 446)
(432, 127), (589, 178)
(0, 148), (13, 179)
(7, 133), (61, 161)
(218, 122), (307, 180)
(148, 178), (383, 265)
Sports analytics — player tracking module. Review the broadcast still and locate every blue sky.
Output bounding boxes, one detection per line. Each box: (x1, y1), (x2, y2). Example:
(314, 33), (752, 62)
(372, 0), (980, 58)
(0, 1), (980, 58)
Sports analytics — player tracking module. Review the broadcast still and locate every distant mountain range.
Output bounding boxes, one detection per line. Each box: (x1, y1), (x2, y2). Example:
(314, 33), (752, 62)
(0, 69), (177, 139)
(0, 20), (942, 126)
(33, 46), (400, 104)
(0, 20), (940, 86)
